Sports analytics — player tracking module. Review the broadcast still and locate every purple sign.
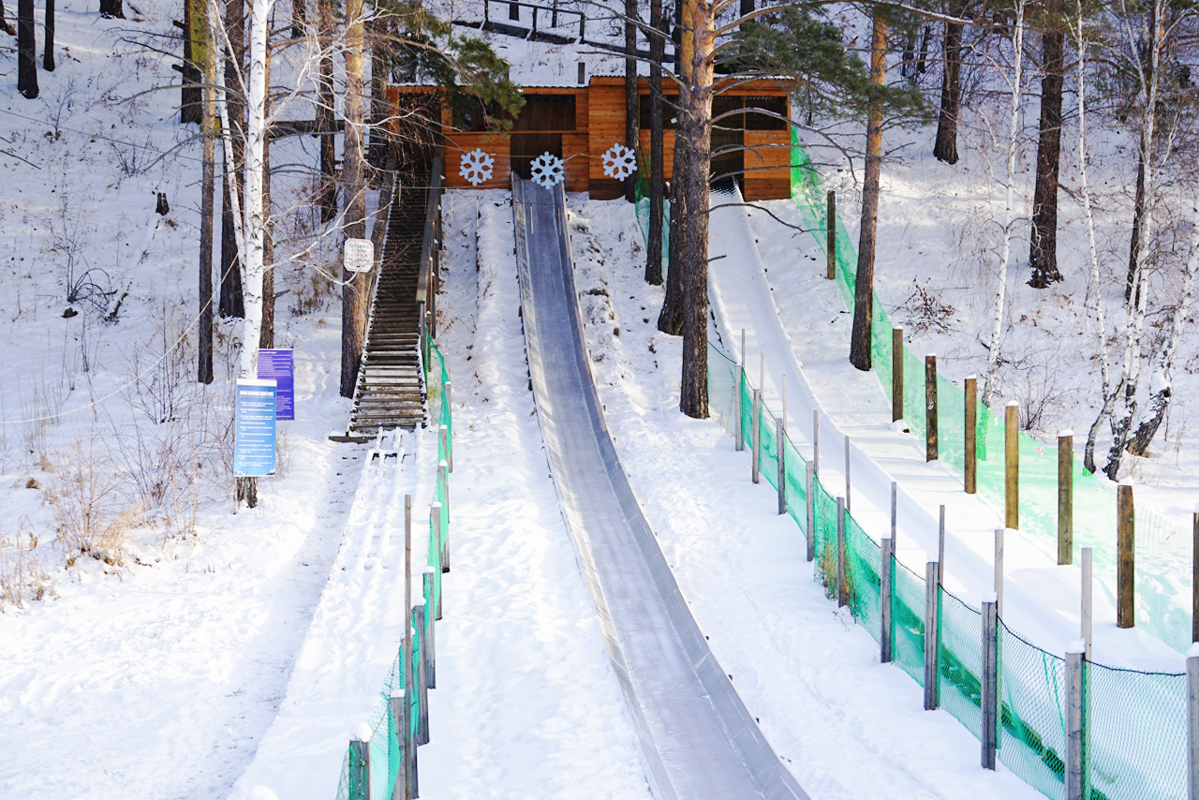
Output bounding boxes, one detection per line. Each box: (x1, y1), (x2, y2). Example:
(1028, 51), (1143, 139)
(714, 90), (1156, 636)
(257, 349), (294, 421)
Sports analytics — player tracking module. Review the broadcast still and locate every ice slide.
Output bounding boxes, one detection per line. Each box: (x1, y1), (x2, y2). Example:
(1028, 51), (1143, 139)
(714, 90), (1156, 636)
(510, 175), (809, 800)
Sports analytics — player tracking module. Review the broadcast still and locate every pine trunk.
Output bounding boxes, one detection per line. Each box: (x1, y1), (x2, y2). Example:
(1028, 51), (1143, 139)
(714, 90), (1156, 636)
(624, 0), (638, 203)
(933, 0), (965, 165)
(182, 0), (202, 124)
(220, 0), (246, 318)
(17, 0), (37, 99)
(42, 0), (53, 71)
(340, 0), (368, 398)
(645, 0), (664, 286)
(1028, 26), (1064, 288)
(317, 0), (337, 224)
(199, 0), (216, 384)
(850, 7), (886, 372)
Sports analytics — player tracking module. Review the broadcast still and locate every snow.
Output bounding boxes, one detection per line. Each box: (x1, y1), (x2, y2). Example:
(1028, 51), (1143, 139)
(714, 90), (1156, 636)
(0, 1), (1193, 798)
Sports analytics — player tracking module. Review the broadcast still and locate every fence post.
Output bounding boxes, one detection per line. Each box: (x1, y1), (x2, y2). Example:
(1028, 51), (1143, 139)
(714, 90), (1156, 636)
(735, 330), (745, 452)
(439, 460), (450, 527)
(844, 435), (852, 514)
(924, 560), (940, 710)
(1005, 401), (1019, 529)
(1059, 429), (1074, 565)
(414, 604), (430, 745)
(1082, 546), (1093, 662)
(1065, 641), (1088, 800)
(1189, 645), (1199, 800)
(995, 527), (1004, 619)
(836, 495), (847, 608)
(892, 327), (904, 423)
(926, 354), (938, 461)
(813, 409), (820, 476)
(965, 375), (977, 494)
(350, 732), (371, 800)
(981, 595), (999, 770)
(431, 502), (444, 619)
(445, 381), (454, 472)
(778, 375), (787, 515)
(938, 505), (946, 583)
(751, 387), (761, 484)
(423, 570), (437, 689)
(391, 691), (413, 800)
(805, 460), (815, 562)
(1117, 480), (1135, 628)
(1194, 508), (1199, 644)
(881, 535), (893, 663)
(826, 190), (836, 280)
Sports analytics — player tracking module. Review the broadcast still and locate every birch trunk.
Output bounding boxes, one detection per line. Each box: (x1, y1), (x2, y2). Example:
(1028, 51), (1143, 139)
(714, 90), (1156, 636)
(982, 0), (1025, 408)
(238, 0), (271, 381)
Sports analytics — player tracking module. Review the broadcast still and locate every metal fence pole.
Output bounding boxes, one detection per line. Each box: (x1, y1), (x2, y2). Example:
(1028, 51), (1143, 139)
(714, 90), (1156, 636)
(1082, 546), (1093, 662)
(981, 595), (998, 770)
(995, 527), (1005, 619)
(805, 460), (815, 562)
(812, 409), (820, 476)
(1065, 642), (1088, 800)
(880, 536), (893, 663)
(350, 735), (371, 800)
(836, 496), (847, 608)
(1189, 646), (1199, 800)
(735, 329), (745, 452)
(751, 388), (761, 484)
(439, 460), (450, 527)
(924, 561), (940, 710)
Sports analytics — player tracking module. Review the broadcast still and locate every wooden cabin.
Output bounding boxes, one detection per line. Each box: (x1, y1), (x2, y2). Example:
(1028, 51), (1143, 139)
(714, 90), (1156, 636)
(385, 77), (792, 201)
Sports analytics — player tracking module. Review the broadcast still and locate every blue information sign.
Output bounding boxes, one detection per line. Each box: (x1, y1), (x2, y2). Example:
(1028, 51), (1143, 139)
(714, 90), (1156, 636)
(257, 349), (295, 421)
(234, 379), (277, 477)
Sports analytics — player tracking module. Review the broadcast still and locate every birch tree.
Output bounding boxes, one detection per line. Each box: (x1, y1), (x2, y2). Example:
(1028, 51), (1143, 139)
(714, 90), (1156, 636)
(981, 0), (1026, 408)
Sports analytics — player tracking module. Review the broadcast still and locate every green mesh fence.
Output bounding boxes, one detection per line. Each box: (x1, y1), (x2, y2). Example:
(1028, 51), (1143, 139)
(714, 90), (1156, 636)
(691, 214), (1191, 800)
(997, 624), (1068, 799)
(939, 590), (984, 741)
(333, 334), (456, 799)
(787, 128), (1193, 653)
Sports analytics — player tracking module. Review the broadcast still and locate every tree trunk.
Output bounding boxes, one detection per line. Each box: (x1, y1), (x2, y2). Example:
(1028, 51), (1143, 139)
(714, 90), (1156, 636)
(1126, 152), (1146, 302)
(677, 0), (714, 420)
(182, 0), (203, 124)
(238, 0), (270, 380)
(340, 0), (368, 398)
(933, 0), (965, 164)
(42, 0), (53, 71)
(368, 16), (387, 169)
(1028, 26), (1064, 288)
(317, 0), (337, 224)
(982, 0), (1026, 406)
(99, 0), (123, 18)
(624, 0), (639, 203)
(220, 0), (246, 318)
(292, 0), (304, 37)
(17, 0), (37, 99)
(657, 132), (686, 334)
(259, 55), (273, 350)
(645, 0), (665, 286)
(199, 0), (216, 384)
(220, 174), (245, 317)
(850, 7), (886, 372)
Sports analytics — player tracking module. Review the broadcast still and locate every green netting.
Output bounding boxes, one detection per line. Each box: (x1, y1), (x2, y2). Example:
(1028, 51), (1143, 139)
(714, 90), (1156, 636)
(996, 624), (1068, 799)
(334, 749), (351, 800)
(788, 128), (1193, 653)
(782, 432), (808, 532)
(707, 342), (741, 438)
(939, 589), (984, 740)
(1088, 662), (1187, 800)
(844, 513), (882, 642)
(892, 562), (926, 687)
(812, 476), (839, 599)
(759, 406), (781, 491)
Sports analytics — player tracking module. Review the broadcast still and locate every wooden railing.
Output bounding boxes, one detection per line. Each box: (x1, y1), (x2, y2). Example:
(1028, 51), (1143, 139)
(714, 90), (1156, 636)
(417, 155), (445, 356)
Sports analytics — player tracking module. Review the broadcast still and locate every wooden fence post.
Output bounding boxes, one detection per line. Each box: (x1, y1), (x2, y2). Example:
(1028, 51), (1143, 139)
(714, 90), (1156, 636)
(778, 374), (787, 515)
(981, 595), (998, 770)
(892, 327), (904, 423)
(423, 570), (437, 689)
(1005, 401), (1019, 529)
(805, 460), (815, 562)
(926, 354), (938, 461)
(1193, 507), (1199, 644)
(881, 534), (893, 663)
(751, 387), (761, 484)
(391, 690), (413, 799)
(1065, 642), (1088, 800)
(844, 436), (852, 514)
(924, 560), (940, 710)
(431, 502), (443, 619)
(826, 190), (836, 280)
(836, 495), (847, 608)
(1082, 546), (1093, 662)
(965, 374), (977, 494)
(1189, 645), (1199, 800)
(813, 409), (820, 476)
(1118, 480), (1135, 629)
(1059, 430), (1073, 565)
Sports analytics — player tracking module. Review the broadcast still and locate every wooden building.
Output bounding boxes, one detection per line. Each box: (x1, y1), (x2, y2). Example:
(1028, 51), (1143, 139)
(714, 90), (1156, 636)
(386, 77), (792, 201)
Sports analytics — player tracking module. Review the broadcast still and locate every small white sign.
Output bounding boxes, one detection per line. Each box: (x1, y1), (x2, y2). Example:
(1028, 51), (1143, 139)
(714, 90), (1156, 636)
(344, 238), (374, 273)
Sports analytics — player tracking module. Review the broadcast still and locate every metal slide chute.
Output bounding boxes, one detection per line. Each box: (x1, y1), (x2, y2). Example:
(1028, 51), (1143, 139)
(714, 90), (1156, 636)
(511, 174), (809, 800)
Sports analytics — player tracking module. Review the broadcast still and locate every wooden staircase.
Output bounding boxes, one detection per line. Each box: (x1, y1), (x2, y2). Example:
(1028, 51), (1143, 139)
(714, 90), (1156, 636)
(340, 161), (439, 440)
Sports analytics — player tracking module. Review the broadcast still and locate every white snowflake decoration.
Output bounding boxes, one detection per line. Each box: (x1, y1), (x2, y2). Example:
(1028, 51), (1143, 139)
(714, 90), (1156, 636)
(530, 152), (565, 188)
(602, 143), (637, 181)
(459, 149), (494, 186)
